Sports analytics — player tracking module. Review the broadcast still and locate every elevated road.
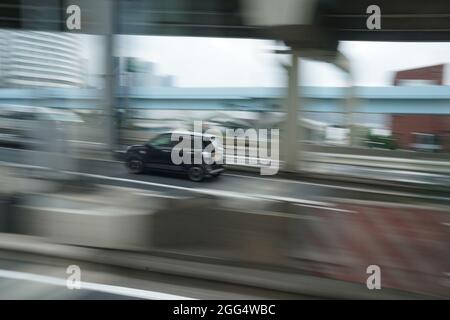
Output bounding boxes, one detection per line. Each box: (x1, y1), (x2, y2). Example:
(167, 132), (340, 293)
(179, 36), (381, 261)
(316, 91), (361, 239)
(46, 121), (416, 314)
(2, 0), (450, 42)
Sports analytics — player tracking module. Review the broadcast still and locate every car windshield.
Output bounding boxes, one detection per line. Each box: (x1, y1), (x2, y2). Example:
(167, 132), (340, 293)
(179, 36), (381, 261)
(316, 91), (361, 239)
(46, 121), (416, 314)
(149, 134), (173, 147)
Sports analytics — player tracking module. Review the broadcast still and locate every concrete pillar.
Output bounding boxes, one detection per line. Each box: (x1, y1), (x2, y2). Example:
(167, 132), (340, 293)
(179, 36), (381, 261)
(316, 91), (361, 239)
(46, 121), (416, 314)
(284, 52), (300, 172)
(344, 79), (357, 147)
(103, 0), (117, 151)
(334, 52), (356, 147)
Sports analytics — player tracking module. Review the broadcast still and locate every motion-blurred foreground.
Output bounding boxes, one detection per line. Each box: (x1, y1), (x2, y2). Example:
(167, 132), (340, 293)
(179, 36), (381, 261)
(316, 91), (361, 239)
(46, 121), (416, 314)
(0, 0), (449, 299)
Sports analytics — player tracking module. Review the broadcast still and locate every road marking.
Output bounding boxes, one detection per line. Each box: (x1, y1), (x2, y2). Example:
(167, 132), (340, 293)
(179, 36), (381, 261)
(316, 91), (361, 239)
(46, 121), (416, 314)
(70, 171), (450, 204)
(66, 140), (106, 146)
(78, 157), (121, 163)
(0, 159), (331, 205)
(2, 159), (450, 202)
(133, 192), (187, 199)
(67, 171), (332, 207)
(0, 269), (194, 300)
(322, 197), (450, 211)
(0, 160), (48, 170)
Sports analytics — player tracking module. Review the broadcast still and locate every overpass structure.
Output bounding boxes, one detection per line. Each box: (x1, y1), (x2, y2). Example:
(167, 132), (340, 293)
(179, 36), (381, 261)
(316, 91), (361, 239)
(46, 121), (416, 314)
(1, 0), (450, 171)
(2, 0), (450, 41)
(2, 86), (450, 115)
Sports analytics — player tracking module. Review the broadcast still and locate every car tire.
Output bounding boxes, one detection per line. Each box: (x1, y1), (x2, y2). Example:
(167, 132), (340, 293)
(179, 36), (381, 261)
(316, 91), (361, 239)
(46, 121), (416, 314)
(127, 158), (144, 174)
(187, 166), (205, 182)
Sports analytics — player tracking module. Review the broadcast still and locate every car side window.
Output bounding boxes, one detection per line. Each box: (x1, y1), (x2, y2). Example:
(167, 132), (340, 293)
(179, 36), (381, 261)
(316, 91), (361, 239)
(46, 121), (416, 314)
(149, 134), (174, 148)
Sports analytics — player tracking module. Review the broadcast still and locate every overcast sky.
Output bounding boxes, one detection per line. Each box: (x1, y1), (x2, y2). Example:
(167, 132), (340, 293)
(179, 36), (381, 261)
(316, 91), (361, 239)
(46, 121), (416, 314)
(81, 35), (450, 87)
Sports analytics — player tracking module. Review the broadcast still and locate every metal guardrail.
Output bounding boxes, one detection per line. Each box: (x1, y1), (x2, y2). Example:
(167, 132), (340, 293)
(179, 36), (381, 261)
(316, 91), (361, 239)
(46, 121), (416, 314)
(305, 152), (450, 174)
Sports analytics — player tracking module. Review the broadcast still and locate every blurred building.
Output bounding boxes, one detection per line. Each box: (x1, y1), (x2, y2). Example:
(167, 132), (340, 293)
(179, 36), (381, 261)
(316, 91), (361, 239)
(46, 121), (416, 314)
(391, 64), (450, 151)
(0, 30), (84, 88)
(393, 64), (445, 86)
(116, 57), (175, 88)
(392, 115), (450, 151)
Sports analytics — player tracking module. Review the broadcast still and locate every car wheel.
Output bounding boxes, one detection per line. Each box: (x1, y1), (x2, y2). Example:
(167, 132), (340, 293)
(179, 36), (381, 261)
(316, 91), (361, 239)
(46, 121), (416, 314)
(187, 166), (205, 182)
(127, 158), (144, 174)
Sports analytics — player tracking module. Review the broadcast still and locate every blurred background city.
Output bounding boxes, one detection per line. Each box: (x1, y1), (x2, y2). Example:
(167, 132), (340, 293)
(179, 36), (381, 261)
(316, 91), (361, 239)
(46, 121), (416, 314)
(0, 0), (449, 299)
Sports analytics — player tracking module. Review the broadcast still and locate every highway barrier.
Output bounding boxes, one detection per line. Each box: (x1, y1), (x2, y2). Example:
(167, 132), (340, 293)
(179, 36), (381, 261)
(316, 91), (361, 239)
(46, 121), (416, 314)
(3, 182), (450, 298)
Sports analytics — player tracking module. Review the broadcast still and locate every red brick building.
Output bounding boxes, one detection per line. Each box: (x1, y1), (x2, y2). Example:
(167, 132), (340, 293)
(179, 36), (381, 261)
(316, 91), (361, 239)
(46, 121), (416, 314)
(391, 64), (450, 151)
(393, 64), (444, 86)
(391, 115), (450, 151)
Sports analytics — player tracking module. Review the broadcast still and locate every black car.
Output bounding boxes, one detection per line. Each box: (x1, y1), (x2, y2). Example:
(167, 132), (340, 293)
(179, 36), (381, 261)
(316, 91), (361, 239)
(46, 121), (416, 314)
(124, 131), (224, 181)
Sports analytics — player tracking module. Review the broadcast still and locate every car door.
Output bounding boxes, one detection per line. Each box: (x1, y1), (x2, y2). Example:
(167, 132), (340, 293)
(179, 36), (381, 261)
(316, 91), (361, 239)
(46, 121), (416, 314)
(146, 133), (178, 171)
